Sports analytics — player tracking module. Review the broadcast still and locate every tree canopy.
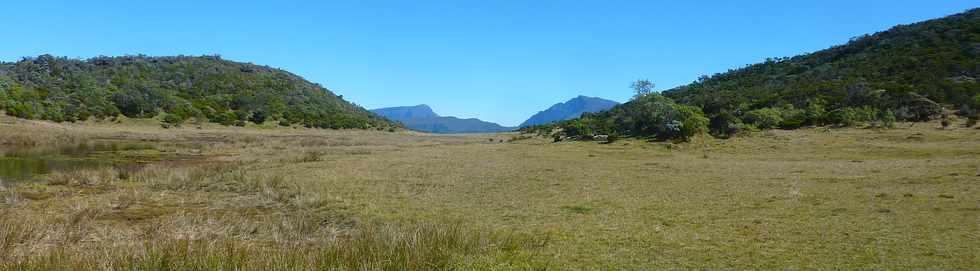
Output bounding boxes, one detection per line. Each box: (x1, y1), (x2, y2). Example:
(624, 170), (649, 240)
(0, 55), (395, 129)
(663, 8), (978, 135)
(527, 9), (978, 140)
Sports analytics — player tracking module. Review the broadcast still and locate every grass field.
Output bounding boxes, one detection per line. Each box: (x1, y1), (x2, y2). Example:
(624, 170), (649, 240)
(1, 115), (978, 270)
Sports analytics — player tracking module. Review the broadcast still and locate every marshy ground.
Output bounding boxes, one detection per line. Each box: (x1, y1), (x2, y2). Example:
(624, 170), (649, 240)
(1, 116), (978, 270)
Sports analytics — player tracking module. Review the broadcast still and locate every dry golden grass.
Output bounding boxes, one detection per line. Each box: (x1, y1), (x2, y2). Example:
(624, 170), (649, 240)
(1, 115), (978, 270)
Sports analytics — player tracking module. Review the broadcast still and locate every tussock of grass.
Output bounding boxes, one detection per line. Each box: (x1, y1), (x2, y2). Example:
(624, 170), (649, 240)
(0, 215), (542, 271)
(295, 150), (324, 163)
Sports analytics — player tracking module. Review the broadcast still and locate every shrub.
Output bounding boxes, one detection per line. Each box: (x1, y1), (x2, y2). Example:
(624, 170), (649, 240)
(778, 105), (807, 129)
(6, 103), (35, 119)
(249, 110), (268, 124)
(881, 110), (897, 128)
(887, 92), (943, 121)
(744, 108), (783, 129)
(803, 101), (827, 126)
(856, 106), (879, 123)
(555, 93), (708, 141)
(162, 113), (183, 126)
(709, 111), (740, 137)
(830, 107), (860, 127)
(676, 105), (709, 139)
(619, 94), (708, 140)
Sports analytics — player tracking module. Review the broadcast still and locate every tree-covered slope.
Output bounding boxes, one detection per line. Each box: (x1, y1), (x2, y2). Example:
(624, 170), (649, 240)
(0, 55), (394, 129)
(663, 8), (979, 133)
(528, 9), (979, 141)
(519, 96), (619, 128)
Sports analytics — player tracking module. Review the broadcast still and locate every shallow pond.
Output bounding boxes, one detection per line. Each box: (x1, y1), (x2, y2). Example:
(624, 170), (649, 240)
(0, 141), (185, 188)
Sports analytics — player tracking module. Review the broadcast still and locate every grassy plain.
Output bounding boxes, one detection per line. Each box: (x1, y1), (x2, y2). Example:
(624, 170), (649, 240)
(1, 115), (978, 270)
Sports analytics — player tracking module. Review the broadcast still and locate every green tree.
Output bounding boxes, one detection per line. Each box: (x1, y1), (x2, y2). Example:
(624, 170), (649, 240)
(744, 108), (784, 129)
(631, 79), (654, 100)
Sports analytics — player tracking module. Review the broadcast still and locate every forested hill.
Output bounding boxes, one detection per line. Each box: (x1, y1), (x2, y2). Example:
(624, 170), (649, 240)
(0, 55), (394, 129)
(529, 9), (980, 142)
(664, 8), (979, 128)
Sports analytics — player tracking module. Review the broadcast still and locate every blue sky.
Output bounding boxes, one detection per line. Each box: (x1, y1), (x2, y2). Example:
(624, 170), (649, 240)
(1, 1), (976, 126)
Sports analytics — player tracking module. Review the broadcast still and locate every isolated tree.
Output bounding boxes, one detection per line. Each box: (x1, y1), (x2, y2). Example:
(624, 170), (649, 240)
(631, 79), (654, 99)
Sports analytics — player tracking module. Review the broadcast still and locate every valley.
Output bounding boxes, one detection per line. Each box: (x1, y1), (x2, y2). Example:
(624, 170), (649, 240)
(2, 115), (977, 269)
(0, 5), (977, 270)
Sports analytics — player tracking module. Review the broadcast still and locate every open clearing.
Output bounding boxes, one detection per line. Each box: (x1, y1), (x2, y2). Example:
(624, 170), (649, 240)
(1, 116), (978, 270)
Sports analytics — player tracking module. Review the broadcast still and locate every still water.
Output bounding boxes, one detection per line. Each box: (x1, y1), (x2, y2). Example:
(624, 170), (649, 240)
(0, 141), (157, 187)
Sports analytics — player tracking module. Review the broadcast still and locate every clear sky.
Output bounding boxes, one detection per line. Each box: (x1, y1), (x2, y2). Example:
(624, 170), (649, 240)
(1, 1), (976, 126)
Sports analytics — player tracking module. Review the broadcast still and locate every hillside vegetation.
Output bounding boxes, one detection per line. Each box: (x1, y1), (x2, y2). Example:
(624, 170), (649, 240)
(665, 8), (979, 135)
(534, 8), (979, 141)
(0, 55), (394, 129)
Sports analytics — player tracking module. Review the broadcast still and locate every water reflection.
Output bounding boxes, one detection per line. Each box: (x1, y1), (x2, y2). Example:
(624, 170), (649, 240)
(0, 141), (157, 186)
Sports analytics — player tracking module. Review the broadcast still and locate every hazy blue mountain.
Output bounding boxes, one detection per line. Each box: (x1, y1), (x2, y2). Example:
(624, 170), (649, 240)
(371, 105), (513, 134)
(370, 105), (439, 120)
(520, 96), (619, 127)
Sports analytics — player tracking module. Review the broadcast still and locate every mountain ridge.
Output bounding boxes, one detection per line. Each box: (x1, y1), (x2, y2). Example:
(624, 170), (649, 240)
(371, 105), (513, 134)
(519, 96), (619, 127)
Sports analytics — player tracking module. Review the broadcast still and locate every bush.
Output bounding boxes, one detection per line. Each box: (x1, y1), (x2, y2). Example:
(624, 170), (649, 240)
(6, 103), (35, 119)
(744, 108), (783, 129)
(676, 105), (709, 139)
(778, 105), (807, 129)
(249, 110), (268, 124)
(880, 110), (897, 128)
(709, 111), (740, 137)
(830, 107), (861, 127)
(623, 94), (709, 140)
(556, 93), (708, 141)
(803, 101), (827, 126)
(162, 113), (183, 126)
(855, 106), (879, 123)
(886, 92), (943, 121)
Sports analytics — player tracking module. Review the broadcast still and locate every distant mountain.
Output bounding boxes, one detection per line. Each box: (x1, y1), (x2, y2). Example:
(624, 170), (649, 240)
(371, 105), (439, 120)
(371, 105), (513, 134)
(520, 96), (619, 127)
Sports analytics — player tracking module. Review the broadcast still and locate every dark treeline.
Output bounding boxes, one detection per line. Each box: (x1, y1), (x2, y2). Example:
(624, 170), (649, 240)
(529, 8), (979, 141)
(0, 55), (395, 129)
